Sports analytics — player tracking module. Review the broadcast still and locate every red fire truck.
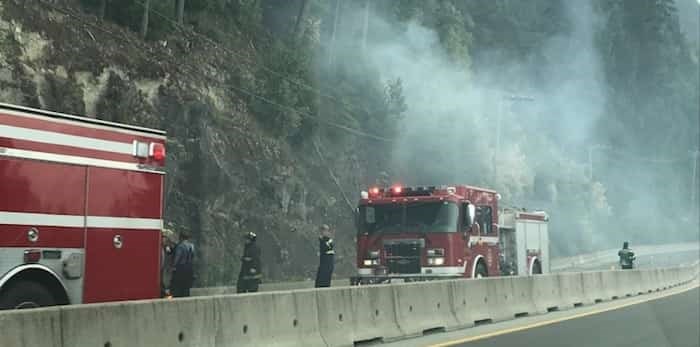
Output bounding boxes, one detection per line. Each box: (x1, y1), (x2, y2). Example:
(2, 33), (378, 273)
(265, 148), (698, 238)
(350, 184), (549, 285)
(0, 102), (166, 309)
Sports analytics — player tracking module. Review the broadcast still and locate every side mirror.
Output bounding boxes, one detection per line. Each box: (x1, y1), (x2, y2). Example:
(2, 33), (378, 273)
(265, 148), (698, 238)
(465, 203), (475, 227)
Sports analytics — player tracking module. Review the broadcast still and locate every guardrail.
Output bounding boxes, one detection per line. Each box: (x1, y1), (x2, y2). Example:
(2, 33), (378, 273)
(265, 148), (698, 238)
(551, 242), (699, 270)
(190, 242), (699, 295)
(2, 264), (697, 347)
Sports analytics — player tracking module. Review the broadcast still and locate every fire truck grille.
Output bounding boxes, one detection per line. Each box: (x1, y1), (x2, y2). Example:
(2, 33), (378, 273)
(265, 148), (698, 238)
(383, 241), (421, 274)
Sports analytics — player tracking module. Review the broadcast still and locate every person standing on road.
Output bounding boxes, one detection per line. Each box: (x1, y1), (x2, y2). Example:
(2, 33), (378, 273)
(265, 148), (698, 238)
(160, 228), (175, 298)
(237, 232), (262, 293)
(171, 231), (195, 297)
(315, 224), (335, 288)
(618, 241), (636, 270)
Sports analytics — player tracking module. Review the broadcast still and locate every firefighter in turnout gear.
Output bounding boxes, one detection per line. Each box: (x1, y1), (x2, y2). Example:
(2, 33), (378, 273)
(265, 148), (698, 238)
(160, 227), (176, 298)
(618, 241), (636, 270)
(315, 224), (335, 288)
(171, 231), (195, 297)
(237, 232), (262, 293)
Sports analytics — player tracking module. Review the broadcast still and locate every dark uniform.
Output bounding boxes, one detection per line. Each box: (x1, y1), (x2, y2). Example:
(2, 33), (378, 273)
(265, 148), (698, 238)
(160, 239), (173, 298)
(618, 241), (635, 270)
(315, 235), (335, 288)
(171, 238), (195, 297)
(237, 233), (262, 293)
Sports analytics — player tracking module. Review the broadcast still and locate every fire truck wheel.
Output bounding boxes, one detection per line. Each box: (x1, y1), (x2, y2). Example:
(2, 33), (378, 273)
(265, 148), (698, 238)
(475, 263), (488, 278)
(0, 280), (56, 309)
(532, 261), (542, 275)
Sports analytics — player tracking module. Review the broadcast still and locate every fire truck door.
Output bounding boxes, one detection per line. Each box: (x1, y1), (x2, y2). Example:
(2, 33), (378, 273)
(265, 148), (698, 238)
(83, 167), (162, 303)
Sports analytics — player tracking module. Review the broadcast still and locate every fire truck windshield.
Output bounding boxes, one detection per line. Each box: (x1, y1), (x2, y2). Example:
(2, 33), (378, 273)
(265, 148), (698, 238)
(358, 201), (459, 235)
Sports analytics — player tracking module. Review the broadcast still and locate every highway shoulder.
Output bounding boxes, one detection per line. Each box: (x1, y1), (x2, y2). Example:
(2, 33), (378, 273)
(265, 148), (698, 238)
(380, 279), (700, 347)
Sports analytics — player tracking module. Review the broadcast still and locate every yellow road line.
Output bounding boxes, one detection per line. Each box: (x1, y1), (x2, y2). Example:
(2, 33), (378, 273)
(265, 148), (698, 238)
(428, 283), (699, 347)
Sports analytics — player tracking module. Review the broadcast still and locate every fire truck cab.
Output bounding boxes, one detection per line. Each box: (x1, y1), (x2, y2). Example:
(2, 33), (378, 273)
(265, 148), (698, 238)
(350, 184), (548, 285)
(0, 102), (166, 309)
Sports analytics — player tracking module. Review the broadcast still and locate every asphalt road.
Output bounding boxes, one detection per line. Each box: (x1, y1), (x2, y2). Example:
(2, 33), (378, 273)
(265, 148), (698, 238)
(452, 288), (699, 347)
(384, 282), (700, 347)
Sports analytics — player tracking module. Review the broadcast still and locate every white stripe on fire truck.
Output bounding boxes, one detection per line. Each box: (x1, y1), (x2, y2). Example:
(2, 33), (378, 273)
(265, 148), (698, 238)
(0, 211), (84, 227)
(0, 211), (162, 229)
(0, 124), (133, 154)
(85, 216), (163, 230)
(0, 147), (163, 174)
(469, 236), (500, 244)
(1, 106), (166, 139)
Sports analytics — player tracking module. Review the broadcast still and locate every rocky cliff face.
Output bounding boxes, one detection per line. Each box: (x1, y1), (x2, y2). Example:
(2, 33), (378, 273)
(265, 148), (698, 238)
(0, 0), (365, 285)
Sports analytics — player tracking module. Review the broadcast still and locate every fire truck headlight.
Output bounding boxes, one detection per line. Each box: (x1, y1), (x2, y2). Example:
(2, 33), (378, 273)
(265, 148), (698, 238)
(427, 257), (445, 266)
(426, 248), (445, 257)
(363, 259), (379, 266)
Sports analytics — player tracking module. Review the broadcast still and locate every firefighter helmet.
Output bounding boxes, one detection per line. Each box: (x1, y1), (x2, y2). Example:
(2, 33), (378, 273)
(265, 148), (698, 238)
(245, 231), (257, 241)
(161, 227), (175, 241)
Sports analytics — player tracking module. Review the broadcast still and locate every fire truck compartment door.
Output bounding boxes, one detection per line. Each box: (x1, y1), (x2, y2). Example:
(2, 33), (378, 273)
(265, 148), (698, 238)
(83, 167), (162, 304)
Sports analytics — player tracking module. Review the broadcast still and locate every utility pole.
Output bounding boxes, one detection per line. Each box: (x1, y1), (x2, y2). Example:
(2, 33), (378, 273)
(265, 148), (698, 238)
(587, 144), (610, 181)
(98, 0), (108, 21)
(176, 0), (185, 25)
(494, 94), (534, 179)
(140, 0), (150, 39)
(691, 150), (699, 210)
(328, 0), (342, 67)
(361, 0), (370, 52)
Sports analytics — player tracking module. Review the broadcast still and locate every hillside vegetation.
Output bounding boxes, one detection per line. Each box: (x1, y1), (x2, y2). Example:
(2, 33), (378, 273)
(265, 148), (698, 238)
(0, 0), (697, 285)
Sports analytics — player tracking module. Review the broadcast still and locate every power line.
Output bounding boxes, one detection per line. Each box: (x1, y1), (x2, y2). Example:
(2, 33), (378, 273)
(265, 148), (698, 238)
(600, 146), (691, 164)
(133, 0), (376, 125)
(34, 0), (394, 142)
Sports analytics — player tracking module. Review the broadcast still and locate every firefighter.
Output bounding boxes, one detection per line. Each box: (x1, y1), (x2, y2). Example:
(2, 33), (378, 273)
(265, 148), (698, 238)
(237, 232), (262, 293)
(160, 228), (175, 298)
(171, 231), (195, 297)
(376, 171), (391, 188)
(315, 224), (335, 288)
(618, 241), (636, 270)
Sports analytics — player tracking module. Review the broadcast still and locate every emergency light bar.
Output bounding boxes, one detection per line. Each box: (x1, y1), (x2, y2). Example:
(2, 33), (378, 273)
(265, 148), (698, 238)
(132, 140), (166, 162)
(365, 185), (439, 198)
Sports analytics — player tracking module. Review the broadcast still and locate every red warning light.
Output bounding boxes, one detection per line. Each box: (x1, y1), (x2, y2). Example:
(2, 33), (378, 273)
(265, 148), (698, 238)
(392, 186), (402, 194)
(369, 187), (380, 195)
(150, 143), (166, 162)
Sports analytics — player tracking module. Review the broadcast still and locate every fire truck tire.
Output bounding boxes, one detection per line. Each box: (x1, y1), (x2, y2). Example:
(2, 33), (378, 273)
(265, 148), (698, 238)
(532, 260), (542, 275)
(0, 280), (56, 309)
(475, 262), (488, 278)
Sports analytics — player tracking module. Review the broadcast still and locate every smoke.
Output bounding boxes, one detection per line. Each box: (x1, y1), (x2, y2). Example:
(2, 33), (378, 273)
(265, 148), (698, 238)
(325, 1), (697, 255)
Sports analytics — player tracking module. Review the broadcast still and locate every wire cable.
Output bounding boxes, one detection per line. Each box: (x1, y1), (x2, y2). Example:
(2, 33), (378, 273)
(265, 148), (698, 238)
(31, 0), (395, 142)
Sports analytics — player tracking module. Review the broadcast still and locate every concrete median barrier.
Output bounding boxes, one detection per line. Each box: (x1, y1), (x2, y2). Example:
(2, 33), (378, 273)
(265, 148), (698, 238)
(215, 289), (327, 347)
(60, 297), (217, 347)
(580, 271), (605, 303)
(0, 306), (61, 347)
(639, 268), (660, 293)
(450, 276), (538, 326)
(449, 279), (478, 328)
(620, 269), (644, 296)
(192, 278), (353, 297)
(485, 276), (538, 321)
(315, 284), (403, 346)
(391, 280), (459, 337)
(556, 272), (587, 307)
(599, 269), (626, 299)
(452, 277), (492, 326)
(2, 263), (698, 347)
(532, 274), (568, 313)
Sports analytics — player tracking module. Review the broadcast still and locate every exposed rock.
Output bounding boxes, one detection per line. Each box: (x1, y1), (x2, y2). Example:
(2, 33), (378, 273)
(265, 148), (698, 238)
(0, 1), (364, 285)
